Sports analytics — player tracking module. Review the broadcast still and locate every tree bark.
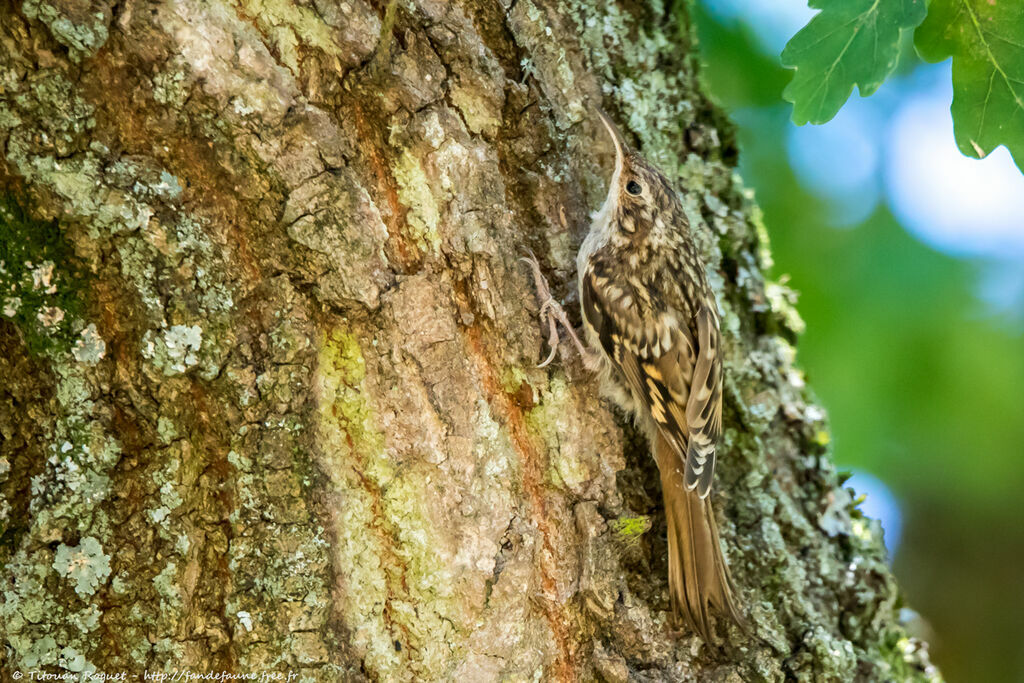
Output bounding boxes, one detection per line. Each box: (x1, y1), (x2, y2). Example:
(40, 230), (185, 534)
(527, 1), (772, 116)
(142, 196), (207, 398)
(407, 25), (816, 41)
(0, 0), (940, 680)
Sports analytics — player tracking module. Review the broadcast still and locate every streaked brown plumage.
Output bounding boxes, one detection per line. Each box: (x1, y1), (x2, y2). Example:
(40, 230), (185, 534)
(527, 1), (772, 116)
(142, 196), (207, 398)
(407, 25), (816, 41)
(576, 110), (743, 641)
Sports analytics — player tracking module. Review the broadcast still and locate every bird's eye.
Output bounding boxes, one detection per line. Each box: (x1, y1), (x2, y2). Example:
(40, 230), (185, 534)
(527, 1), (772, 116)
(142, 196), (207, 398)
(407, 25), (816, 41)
(626, 180), (643, 196)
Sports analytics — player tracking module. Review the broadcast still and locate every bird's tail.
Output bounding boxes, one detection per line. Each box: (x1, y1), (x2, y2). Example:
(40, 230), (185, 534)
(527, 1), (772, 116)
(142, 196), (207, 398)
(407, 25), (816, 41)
(655, 433), (744, 642)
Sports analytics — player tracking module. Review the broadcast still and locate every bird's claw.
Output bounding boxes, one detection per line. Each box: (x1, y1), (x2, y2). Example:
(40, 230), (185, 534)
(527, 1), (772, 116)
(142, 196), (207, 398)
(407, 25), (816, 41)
(520, 251), (590, 368)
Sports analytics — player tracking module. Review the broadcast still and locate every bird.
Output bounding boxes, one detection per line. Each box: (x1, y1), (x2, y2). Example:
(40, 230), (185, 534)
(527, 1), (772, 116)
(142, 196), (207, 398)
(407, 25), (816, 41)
(522, 108), (743, 643)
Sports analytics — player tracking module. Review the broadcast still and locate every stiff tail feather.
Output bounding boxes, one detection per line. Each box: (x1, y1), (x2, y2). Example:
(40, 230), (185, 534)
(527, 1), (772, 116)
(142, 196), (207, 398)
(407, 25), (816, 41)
(655, 434), (744, 642)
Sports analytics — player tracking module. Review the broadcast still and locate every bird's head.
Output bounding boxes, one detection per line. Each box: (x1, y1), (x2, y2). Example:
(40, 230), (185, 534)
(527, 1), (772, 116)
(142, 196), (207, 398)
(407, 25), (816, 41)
(594, 109), (681, 244)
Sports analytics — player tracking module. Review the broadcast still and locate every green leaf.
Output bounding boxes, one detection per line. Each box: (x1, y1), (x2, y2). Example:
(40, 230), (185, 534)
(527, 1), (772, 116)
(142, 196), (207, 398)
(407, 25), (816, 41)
(781, 0), (927, 125)
(915, 0), (1024, 171)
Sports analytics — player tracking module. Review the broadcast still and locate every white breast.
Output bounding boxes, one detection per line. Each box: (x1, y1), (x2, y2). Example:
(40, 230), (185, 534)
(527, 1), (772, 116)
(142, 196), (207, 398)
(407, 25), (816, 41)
(577, 156), (623, 298)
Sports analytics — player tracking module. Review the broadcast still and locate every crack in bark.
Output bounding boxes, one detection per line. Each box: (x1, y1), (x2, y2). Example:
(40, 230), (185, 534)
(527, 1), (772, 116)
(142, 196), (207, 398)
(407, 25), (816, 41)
(461, 323), (576, 681)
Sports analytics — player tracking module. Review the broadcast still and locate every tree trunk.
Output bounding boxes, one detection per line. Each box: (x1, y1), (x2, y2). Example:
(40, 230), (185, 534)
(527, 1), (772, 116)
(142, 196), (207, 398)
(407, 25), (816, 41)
(0, 0), (940, 680)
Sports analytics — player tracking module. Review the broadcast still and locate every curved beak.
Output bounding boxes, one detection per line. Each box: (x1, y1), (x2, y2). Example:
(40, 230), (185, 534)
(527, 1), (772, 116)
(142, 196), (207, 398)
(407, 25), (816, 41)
(595, 108), (625, 161)
(592, 106), (626, 214)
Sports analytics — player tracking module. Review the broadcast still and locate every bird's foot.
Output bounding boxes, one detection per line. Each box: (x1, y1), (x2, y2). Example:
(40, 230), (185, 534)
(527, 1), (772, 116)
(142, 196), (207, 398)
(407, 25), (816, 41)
(520, 252), (597, 368)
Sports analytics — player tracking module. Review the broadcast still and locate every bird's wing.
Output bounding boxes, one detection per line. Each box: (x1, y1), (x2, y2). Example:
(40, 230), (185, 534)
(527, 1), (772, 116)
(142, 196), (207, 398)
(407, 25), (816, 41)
(583, 267), (718, 496)
(683, 306), (722, 497)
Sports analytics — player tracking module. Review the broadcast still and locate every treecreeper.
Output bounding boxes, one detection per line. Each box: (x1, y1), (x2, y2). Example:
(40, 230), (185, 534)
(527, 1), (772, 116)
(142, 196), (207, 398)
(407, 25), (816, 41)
(525, 109), (744, 643)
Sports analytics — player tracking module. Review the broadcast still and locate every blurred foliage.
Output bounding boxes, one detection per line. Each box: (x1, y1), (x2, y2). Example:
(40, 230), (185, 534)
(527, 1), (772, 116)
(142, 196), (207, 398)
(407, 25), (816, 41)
(779, 0), (1024, 174)
(916, 0), (1024, 171)
(781, 0), (925, 124)
(693, 4), (1024, 681)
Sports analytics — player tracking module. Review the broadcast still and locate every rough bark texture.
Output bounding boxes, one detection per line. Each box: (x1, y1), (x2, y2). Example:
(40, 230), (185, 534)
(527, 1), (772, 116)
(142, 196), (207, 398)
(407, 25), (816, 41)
(0, 0), (941, 680)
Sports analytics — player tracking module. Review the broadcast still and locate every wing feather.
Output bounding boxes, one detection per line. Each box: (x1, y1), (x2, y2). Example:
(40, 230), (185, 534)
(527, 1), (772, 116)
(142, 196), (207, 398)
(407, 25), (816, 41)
(684, 306), (722, 497)
(583, 268), (720, 497)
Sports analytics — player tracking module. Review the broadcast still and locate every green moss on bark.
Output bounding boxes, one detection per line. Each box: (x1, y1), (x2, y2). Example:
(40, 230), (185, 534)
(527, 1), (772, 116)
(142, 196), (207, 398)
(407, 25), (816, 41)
(0, 198), (87, 356)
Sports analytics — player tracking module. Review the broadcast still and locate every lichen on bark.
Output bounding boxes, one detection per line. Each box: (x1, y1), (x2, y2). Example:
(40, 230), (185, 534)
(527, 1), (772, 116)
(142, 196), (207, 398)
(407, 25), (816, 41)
(0, 0), (940, 680)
